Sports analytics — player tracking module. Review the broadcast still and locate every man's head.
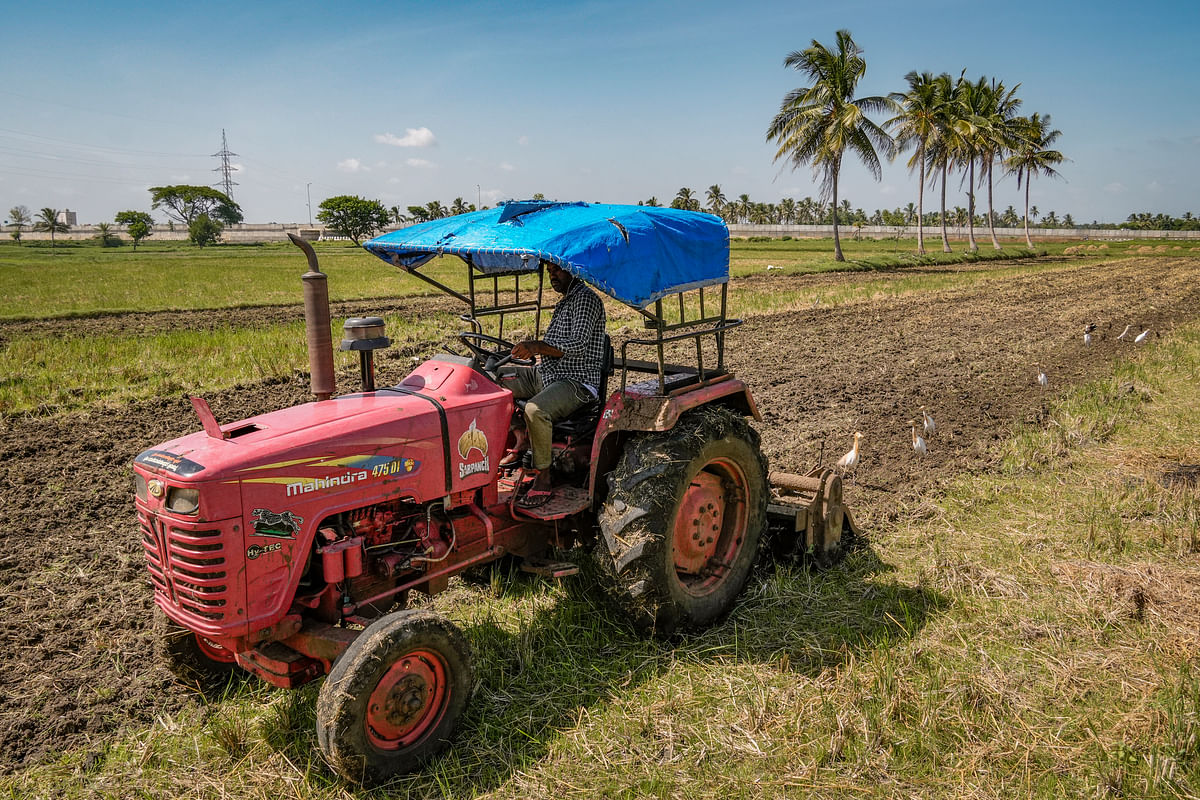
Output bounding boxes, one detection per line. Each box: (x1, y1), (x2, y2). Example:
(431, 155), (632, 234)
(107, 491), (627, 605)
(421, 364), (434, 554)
(546, 262), (574, 295)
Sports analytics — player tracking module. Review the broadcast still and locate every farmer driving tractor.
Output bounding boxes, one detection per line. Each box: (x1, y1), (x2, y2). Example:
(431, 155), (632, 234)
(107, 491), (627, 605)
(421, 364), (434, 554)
(499, 260), (607, 508)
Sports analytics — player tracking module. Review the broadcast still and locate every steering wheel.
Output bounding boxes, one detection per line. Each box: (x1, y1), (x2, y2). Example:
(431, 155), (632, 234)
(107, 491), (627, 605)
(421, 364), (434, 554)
(457, 332), (534, 371)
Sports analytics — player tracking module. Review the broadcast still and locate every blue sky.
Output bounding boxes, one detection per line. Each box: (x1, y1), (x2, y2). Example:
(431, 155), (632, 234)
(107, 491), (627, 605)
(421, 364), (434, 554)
(2, 0), (1197, 225)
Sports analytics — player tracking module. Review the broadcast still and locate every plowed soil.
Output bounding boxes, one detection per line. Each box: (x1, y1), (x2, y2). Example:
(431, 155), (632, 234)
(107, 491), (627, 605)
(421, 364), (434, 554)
(1, 256), (1196, 771)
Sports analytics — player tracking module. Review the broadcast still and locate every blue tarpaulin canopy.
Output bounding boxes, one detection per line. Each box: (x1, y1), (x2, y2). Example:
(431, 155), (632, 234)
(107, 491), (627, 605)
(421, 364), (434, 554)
(362, 201), (729, 309)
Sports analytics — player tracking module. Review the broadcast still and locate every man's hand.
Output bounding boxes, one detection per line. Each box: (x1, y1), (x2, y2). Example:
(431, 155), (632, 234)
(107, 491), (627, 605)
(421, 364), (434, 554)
(512, 340), (564, 360)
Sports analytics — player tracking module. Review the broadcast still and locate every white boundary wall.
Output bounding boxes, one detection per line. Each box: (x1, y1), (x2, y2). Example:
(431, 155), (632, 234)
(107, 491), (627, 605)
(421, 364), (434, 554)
(727, 224), (1200, 241)
(5, 222), (1199, 243)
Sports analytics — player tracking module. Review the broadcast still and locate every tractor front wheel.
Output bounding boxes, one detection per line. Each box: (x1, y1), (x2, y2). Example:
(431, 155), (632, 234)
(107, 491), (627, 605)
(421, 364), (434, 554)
(316, 609), (472, 785)
(598, 406), (767, 634)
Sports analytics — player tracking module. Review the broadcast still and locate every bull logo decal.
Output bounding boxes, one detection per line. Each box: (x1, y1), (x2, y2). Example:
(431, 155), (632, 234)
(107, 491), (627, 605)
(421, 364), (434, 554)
(457, 418), (488, 460)
(251, 507), (303, 539)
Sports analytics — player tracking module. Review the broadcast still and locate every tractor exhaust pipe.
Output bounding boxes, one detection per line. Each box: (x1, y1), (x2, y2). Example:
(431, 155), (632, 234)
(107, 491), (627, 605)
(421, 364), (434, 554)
(288, 233), (336, 401)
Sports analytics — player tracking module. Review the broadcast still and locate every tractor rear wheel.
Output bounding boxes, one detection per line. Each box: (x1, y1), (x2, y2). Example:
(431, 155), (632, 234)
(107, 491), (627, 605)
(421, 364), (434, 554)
(154, 608), (243, 690)
(316, 609), (472, 785)
(598, 406), (767, 634)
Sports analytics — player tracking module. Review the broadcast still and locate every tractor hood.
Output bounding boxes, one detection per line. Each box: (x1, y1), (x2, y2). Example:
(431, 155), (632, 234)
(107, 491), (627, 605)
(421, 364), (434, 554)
(135, 391), (436, 480)
(134, 357), (513, 502)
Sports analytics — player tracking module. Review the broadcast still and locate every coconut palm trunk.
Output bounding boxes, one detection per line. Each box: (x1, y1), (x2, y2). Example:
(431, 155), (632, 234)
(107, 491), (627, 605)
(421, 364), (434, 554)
(966, 159), (978, 252)
(1023, 179), (1033, 248)
(916, 158), (926, 255)
(939, 160), (951, 252)
(831, 164), (844, 261)
(987, 160), (1001, 249)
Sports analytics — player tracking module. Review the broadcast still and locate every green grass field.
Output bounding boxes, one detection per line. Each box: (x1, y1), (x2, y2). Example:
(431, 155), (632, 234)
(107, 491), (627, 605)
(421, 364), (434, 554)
(0, 235), (1153, 320)
(0, 235), (1176, 417)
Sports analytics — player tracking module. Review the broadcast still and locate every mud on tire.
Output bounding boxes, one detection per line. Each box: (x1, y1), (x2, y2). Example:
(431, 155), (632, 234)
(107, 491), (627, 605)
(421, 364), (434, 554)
(316, 609), (473, 785)
(597, 406), (768, 634)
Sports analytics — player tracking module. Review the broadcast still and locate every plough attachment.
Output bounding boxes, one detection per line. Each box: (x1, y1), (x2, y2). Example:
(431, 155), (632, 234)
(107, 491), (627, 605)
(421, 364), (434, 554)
(765, 468), (859, 567)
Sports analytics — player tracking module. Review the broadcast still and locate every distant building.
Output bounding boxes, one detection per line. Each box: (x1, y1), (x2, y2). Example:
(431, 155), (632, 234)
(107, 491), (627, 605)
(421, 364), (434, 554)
(57, 209), (77, 226)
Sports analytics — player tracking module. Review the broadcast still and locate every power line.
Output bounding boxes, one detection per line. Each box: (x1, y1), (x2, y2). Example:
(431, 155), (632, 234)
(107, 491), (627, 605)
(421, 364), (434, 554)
(0, 127), (209, 158)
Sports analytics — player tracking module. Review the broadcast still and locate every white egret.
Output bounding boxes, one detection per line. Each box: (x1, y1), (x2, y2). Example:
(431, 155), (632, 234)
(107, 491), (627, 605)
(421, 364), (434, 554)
(911, 424), (927, 457)
(1134, 329), (1149, 344)
(836, 431), (862, 475)
(920, 407), (935, 436)
(1117, 324), (1132, 340)
(1037, 370), (1049, 388)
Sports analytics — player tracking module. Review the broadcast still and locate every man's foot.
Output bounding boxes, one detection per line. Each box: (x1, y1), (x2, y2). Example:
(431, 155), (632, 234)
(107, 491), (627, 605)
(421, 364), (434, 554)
(516, 469), (554, 509)
(499, 428), (529, 467)
(498, 449), (525, 468)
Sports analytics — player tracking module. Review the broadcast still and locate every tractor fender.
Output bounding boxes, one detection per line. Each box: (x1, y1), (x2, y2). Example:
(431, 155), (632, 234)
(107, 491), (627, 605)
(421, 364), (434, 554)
(586, 378), (761, 501)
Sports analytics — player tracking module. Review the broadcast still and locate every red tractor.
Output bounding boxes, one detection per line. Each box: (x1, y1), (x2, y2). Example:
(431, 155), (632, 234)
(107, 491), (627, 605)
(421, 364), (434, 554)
(134, 201), (856, 784)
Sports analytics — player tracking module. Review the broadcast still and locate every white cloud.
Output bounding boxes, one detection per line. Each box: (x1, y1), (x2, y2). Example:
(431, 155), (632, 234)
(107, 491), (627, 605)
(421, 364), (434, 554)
(230, 162), (245, 174)
(405, 158), (435, 168)
(374, 127), (437, 148)
(1104, 182), (1125, 194)
(499, 162), (515, 172)
(1146, 180), (1163, 193)
(879, 184), (897, 195)
(337, 158), (366, 173)
(517, 135), (529, 146)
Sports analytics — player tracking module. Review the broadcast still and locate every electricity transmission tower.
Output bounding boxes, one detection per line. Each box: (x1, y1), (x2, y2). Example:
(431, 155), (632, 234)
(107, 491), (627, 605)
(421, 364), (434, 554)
(212, 129), (238, 200)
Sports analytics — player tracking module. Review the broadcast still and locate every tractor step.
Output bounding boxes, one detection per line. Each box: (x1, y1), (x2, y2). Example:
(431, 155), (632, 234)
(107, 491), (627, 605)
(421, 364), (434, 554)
(519, 557), (580, 579)
(512, 485), (591, 521)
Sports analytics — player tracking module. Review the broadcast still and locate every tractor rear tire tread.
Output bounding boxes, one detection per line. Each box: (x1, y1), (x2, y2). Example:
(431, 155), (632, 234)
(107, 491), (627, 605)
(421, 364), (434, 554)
(597, 406), (767, 635)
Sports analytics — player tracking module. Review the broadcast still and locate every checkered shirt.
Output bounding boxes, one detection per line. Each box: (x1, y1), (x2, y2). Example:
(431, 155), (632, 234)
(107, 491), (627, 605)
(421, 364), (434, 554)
(538, 277), (607, 390)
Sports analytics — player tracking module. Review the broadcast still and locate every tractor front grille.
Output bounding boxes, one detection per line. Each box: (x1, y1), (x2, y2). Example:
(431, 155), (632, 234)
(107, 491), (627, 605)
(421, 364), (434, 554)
(140, 510), (234, 624)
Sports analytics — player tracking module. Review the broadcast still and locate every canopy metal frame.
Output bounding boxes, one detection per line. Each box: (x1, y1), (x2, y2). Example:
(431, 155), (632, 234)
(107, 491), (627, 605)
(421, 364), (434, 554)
(403, 257), (739, 397)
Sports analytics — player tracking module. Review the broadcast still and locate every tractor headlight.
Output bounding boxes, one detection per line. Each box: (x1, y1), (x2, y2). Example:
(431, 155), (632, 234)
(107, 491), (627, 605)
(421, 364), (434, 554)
(134, 474), (147, 501)
(165, 487), (200, 515)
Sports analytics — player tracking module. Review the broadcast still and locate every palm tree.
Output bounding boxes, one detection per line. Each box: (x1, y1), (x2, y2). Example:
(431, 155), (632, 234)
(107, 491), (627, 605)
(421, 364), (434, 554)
(450, 197), (471, 215)
(778, 197), (797, 224)
(925, 72), (966, 253)
(733, 194), (751, 223)
(33, 207), (69, 249)
(974, 79), (1022, 249)
(1006, 113), (1064, 247)
(955, 76), (997, 253)
(766, 29), (894, 261)
(888, 71), (945, 255)
(93, 222), (118, 247)
(705, 185), (726, 217)
(672, 187), (699, 211)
